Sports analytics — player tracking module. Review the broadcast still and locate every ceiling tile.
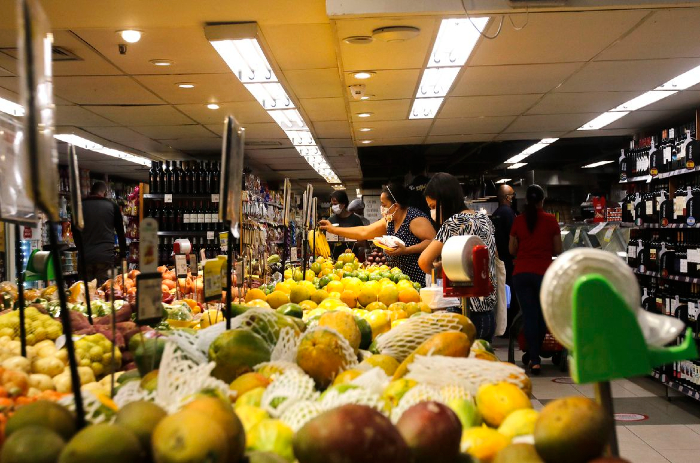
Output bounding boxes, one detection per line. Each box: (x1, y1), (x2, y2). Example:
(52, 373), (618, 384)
(526, 92), (638, 115)
(439, 94), (542, 119)
(504, 114), (595, 133)
(353, 120), (432, 138)
(284, 68), (343, 99)
(562, 129), (635, 138)
(556, 58), (700, 93)
(452, 63), (581, 96)
(299, 97), (347, 121)
(349, 99), (411, 122)
(425, 134), (497, 144)
(312, 120), (352, 138)
(345, 69), (421, 101)
(55, 106), (119, 127)
(88, 105), (194, 126)
(131, 125), (216, 139)
(371, 137), (425, 146)
(159, 138), (224, 152)
(605, 109), (687, 130)
(471, 9), (648, 66)
(134, 74), (254, 105)
(211, 122), (286, 139)
(176, 101), (271, 125)
(54, 76), (165, 104)
(262, 23), (337, 70)
(430, 116), (515, 136)
(335, 16), (438, 71)
(596, 9), (700, 61)
(494, 132), (566, 141)
(320, 138), (355, 148)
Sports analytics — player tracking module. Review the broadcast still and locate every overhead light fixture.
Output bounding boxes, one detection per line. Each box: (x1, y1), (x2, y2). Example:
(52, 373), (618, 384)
(205, 22), (341, 184)
(353, 71), (375, 79)
(577, 63), (700, 131)
(359, 127), (372, 132)
(504, 138), (558, 163)
(54, 134), (150, 166)
(357, 112), (373, 118)
(177, 82), (195, 89)
(150, 59), (173, 66)
(372, 26), (421, 43)
(360, 95), (374, 101)
(207, 103), (220, 110)
(0, 96), (25, 117)
(495, 178), (511, 184)
(360, 140), (372, 144)
(332, 184), (346, 190)
(118, 30), (142, 43)
(356, 188), (362, 197)
(408, 17), (489, 120)
(582, 160), (614, 168)
(507, 162), (528, 170)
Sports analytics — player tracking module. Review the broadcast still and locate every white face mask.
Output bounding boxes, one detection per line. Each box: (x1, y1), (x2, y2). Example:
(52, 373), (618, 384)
(381, 204), (397, 222)
(430, 209), (437, 221)
(331, 204), (343, 215)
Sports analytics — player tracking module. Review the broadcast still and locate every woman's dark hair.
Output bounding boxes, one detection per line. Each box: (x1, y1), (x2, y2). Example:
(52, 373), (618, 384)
(330, 190), (349, 207)
(382, 182), (411, 208)
(424, 173), (465, 222)
(525, 184), (545, 233)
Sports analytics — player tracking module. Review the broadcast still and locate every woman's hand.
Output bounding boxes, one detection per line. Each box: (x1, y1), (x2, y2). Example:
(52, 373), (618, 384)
(385, 241), (406, 256)
(318, 220), (332, 231)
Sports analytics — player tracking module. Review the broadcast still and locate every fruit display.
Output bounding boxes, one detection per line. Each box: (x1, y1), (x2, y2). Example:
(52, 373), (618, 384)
(366, 248), (388, 265)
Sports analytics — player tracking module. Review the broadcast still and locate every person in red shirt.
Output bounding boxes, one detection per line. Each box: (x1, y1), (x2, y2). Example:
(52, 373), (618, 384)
(509, 184), (562, 374)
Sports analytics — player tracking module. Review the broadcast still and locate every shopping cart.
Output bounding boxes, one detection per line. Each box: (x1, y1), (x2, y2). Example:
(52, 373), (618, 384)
(508, 311), (568, 372)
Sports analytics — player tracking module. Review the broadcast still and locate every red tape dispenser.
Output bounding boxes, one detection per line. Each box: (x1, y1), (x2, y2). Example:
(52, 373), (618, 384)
(441, 235), (492, 298)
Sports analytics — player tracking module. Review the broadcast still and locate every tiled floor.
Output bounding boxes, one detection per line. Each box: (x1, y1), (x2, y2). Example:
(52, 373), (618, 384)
(494, 338), (700, 463)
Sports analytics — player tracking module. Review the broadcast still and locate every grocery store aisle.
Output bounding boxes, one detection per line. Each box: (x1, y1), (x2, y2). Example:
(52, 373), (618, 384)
(494, 339), (700, 463)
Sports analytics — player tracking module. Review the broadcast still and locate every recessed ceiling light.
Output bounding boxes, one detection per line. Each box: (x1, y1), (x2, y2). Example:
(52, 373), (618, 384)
(359, 128), (372, 132)
(118, 30), (142, 43)
(372, 26), (421, 43)
(360, 94), (374, 101)
(360, 140), (372, 144)
(507, 163), (528, 170)
(357, 112), (373, 118)
(353, 71), (375, 80)
(207, 103), (220, 110)
(150, 59), (173, 66)
(343, 36), (373, 45)
(177, 82), (195, 89)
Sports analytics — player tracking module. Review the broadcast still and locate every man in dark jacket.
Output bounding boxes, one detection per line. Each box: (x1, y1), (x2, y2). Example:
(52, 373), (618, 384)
(75, 181), (127, 284)
(491, 184), (518, 336)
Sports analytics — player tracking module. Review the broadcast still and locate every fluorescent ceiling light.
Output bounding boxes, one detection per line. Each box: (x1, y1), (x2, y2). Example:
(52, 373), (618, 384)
(504, 153), (529, 164)
(118, 30), (142, 43)
(207, 103), (220, 110)
(507, 163), (528, 170)
(177, 82), (195, 88)
(416, 67), (461, 99)
(504, 138), (558, 164)
(359, 127), (372, 132)
(610, 90), (677, 112)
(207, 23), (340, 184)
(54, 134), (150, 166)
(245, 83), (294, 110)
(150, 59), (172, 66)
(429, 17), (489, 68)
(353, 72), (374, 79)
(0, 97), (25, 117)
(360, 95), (373, 100)
(495, 178), (511, 184)
(578, 111), (629, 130)
(656, 63), (700, 91)
(409, 98), (444, 119)
(360, 140), (372, 144)
(582, 160), (614, 168)
(357, 112), (373, 118)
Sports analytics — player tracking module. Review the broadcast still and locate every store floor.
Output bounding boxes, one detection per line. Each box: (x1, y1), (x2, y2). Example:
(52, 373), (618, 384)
(494, 338), (700, 463)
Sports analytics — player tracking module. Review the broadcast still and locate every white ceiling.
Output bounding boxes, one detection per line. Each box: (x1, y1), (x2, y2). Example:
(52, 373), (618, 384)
(0, 2), (699, 190)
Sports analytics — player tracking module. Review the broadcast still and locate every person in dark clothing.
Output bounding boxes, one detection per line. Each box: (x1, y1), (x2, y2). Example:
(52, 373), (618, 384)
(348, 198), (370, 226)
(491, 184), (518, 336)
(407, 156), (431, 216)
(75, 181), (127, 284)
(328, 190), (365, 259)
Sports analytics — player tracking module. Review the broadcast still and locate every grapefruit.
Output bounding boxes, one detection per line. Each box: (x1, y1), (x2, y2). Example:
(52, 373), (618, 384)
(398, 288), (421, 303)
(340, 290), (357, 308)
(358, 286), (378, 307)
(310, 290), (328, 304)
(325, 280), (344, 294)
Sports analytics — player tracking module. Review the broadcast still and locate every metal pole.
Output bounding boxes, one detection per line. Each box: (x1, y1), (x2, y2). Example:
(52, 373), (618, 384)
(14, 224), (26, 357)
(594, 381), (619, 457)
(73, 229), (93, 324)
(225, 222), (233, 330)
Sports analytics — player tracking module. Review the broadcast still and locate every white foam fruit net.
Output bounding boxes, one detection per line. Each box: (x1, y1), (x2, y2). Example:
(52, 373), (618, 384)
(261, 369), (319, 418)
(350, 367), (391, 396)
(390, 384), (446, 423)
(168, 329), (207, 364)
(373, 312), (466, 362)
(59, 390), (113, 425)
(300, 326), (359, 373)
(405, 355), (529, 395)
(319, 386), (387, 415)
(270, 327), (299, 362)
(114, 380), (155, 408)
(280, 400), (326, 432)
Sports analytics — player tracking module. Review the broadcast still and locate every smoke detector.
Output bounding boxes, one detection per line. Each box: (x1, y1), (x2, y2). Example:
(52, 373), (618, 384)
(372, 26), (420, 43)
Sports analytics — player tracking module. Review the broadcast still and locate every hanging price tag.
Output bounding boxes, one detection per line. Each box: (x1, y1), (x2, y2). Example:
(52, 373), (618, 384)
(211, 194), (219, 203)
(235, 260), (243, 283)
(135, 273), (164, 325)
(175, 255), (188, 278)
(220, 232), (228, 249)
(207, 231), (215, 240)
(291, 247), (298, 261)
(218, 256), (228, 290)
(164, 194), (173, 203)
(139, 218), (159, 273)
(189, 254), (198, 276)
(203, 259), (222, 302)
(573, 228), (581, 244)
(603, 226), (616, 243)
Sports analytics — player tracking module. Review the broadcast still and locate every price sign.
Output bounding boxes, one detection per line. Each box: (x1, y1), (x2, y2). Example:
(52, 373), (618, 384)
(189, 254), (198, 276)
(220, 232), (228, 249)
(203, 259), (222, 302)
(175, 254), (188, 278)
(291, 247), (298, 261)
(139, 218), (159, 273)
(135, 273), (164, 325)
(164, 194), (173, 203)
(211, 194), (219, 203)
(207, 231), (215, 240)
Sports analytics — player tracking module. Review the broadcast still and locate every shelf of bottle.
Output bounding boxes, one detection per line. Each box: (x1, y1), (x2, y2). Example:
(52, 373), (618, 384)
(633, 268), (700, 284)
(243, 199), (283, 209)
(144, 193), (216, 200)
(627, 222), (700, 229)
(652, 370), (700, 401)
(157, 231), (219, 237)
(620, 166), (700, 183)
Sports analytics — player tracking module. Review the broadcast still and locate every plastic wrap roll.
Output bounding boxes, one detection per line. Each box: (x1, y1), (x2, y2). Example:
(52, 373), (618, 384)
(442, 235), (485, 282)
(32, 251), (51, 272)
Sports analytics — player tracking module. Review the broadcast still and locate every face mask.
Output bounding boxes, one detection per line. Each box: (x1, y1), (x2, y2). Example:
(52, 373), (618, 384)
(381, 204), (397, 222)
(430, 209), (437, 221)
(331, 204), (343, 215)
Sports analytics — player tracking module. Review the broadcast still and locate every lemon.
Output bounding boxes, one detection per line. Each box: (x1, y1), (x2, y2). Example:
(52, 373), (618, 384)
(476, 382), (532, 427)
(461, 425), (510, 461)
(498, 409), (539, 440)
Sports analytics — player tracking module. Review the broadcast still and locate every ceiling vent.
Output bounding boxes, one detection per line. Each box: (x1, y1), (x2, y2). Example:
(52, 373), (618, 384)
(0, 46), (82, 62)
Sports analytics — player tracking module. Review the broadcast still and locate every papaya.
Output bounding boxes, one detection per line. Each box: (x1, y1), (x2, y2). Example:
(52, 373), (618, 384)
(393, 331), (471, 380)
(209, 329), (271, 383)
(318, 311), (361, 354)
(453, 314), (477, 344)
(296, 328), (353, 389)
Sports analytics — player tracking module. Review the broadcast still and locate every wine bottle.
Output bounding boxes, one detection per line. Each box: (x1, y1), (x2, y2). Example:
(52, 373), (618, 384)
(212, 161), (220, 194)
(197, 201), (205, 231)
(149, 161), (158, 193)
(172, 161), (181, 193)
(191, 162), (200, 194)
(200, 161), (209, 194)
(182, 161), (191, 194)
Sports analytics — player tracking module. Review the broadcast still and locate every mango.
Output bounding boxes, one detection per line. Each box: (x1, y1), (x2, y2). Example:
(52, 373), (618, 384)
(396, 401), (462, 463)
(393, 331), (471, 379)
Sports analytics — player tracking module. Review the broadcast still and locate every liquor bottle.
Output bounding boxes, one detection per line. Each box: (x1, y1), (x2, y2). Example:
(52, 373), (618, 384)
(199, 161), (208, 194)
(172, 161), (181, 193)
(197, 201), (205, 231)
(149, 161), (158, 193)
(191, 162), (200, 194)
(211, 161), (220, 194)
(153, 161), (162, 194)
(166, 160), (175, 194)
(182, 161), (191, 194)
